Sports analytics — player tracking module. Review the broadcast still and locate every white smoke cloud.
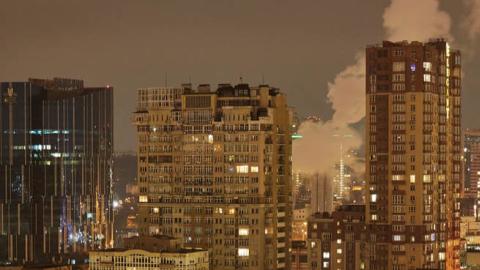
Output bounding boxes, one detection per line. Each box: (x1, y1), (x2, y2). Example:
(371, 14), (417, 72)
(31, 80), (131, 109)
(293, 54), (365, 176)
(463, 0), (480, 40)
(293, 0), (453, 180)
(383, 0), (452, 42)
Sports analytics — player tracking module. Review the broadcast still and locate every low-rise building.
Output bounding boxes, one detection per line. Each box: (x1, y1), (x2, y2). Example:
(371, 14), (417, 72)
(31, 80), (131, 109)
(89, 236), (209, 270)
(89, 248), (209, 270)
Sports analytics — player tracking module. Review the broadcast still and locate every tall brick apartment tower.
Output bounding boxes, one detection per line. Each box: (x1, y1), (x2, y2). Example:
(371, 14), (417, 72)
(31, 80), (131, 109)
(365, 40), (461, 270)
(133, 83), (293, 270)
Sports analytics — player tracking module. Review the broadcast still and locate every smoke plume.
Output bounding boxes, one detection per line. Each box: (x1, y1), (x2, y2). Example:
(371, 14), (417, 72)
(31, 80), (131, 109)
(293, 0), (453, 178)
(463, 0), (480, 40)
(383, 0), (452, 42)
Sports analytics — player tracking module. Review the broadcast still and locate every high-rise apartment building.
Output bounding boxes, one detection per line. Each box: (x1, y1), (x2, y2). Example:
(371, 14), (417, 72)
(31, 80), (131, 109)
(133, 83), (292, 270)
(464, 129), (480, 197)
(365, 40), (462, 270)
(0, 78), (114, 264)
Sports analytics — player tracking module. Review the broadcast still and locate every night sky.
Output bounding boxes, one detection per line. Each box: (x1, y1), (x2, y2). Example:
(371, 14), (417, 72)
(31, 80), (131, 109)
(1, 0), (479, 152)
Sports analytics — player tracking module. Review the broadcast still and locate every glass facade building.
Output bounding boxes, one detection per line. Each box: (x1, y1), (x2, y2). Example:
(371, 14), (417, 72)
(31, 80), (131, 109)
(0, 78), (113, 264)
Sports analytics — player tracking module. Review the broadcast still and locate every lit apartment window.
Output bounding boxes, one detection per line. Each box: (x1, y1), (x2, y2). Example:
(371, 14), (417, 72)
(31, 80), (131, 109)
(409, 175), (415, 183)
(392, 175), (404, 181)
(393, 235), (402, 241)
(238, 248), (249, 257)
(250, 166), (259, 173)
(370, 194), (377, 202)
(322, 252), (330, 259)
(139, 196), (148, 203)
(423, 74), (431, 82)
(371, 214), (378, 221)
(238, 228), (249, 236)
(336, 248), (342, 254)
(323, 262), (329, 268)
(152, 207), (159, 213)
(423, 175), (431, 183)
(423, 62), (432, 72)
(236, 165), (249, 173)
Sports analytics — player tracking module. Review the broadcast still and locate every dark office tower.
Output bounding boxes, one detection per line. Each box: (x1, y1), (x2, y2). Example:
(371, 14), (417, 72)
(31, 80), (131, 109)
(365, 40), (462, 270)
(0, 78), (114, 264)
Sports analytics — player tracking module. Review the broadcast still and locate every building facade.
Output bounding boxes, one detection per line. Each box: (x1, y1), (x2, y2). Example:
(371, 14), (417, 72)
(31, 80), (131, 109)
(464, 130), (480, 199)
(89, 248), (209, 270)
(365, 40), (462, 269)
(307, 205), (366, 270)
(133, 84), (293, 270)
(0, 78), (114, 264)
(291, 240), (308, 270)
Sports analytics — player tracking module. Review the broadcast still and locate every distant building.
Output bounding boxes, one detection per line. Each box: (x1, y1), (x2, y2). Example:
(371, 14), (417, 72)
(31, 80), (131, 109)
(89, 249), (208, 270)
(292, 206), (310, 241)
(366, 40), (462, 269)
(464, 129), (480, 198)
(0, 78), (114, 264)
(464, 129), (480, 218)
(133, 84), (293, 270)
(89, 235), (209, 270)
(307, 205), (366, 270)
(123, 235), (182, 252)
(291, 240), (308, 270)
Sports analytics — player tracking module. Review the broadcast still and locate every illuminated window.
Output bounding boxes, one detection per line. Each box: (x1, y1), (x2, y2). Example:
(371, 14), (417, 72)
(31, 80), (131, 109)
(423, 62), (432, 72)
(152, 207), (159, 213)
(336, 239), (342, 244)
(323, 262), (329, 268)
(337, 248), (342, 254)
(236, 165), (249, 173)
(423, 175), (431, 183)
(238, 248), (249, 257)
(439, 252), (445, 260)
(238, 228), (249, 236)
(393, 235), (402, 241)
(208, 134), (214, 143)
(229, 208), (235, 215)
(392, 175), (404, 181)
(371, 194), (377, 202)
(423, 74), (431, 82)
(322, 252), (330, 259)
(250, 166), (259, 173)
(410, 175), (415, 183)
(371, 214), (378, 221)
(139, 196), (148, 203)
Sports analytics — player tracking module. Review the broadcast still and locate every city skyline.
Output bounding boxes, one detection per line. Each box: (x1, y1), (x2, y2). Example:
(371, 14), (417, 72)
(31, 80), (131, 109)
(1, 0), (480, 152)
(1, 1), (480, 270)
